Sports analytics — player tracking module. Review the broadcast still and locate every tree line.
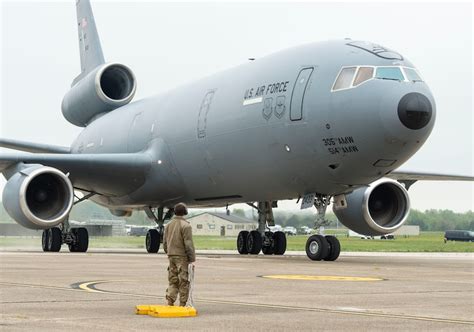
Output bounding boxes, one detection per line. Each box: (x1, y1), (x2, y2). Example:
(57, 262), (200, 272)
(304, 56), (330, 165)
(0, 201), (472, 232)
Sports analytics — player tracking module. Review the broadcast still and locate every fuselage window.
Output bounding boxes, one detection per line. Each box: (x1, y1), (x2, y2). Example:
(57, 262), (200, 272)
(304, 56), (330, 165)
(353, 67), (374, 86)
(332, 67), (356, 90)
(375, 67), (405, 81)
(403, 67), (423, 82)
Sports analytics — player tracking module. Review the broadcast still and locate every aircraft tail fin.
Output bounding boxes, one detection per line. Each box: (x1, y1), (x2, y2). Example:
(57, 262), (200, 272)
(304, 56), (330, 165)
(72, 0), (105, 86)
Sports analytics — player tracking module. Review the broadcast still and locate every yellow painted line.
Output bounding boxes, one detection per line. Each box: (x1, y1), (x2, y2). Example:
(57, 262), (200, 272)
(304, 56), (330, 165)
(261, 275), (383, 281)
(77, 280), (132, 293)
(78, 281), (105, 293)
(3, 280), (472, 326)
(77, 280), (473, 326)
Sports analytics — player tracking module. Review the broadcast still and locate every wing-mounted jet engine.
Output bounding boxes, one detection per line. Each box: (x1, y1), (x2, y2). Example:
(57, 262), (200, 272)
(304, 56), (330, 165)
(61, 63), (136, 127)
(333, 179), (410, 236)
(2, 165), (74, 230)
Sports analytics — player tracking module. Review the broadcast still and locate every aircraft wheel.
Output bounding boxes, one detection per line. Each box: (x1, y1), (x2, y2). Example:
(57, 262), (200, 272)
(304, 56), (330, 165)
(237, 230), (249, 254)
(305, 235), (329, 261)
(247, 230), (262, 254)
(146, 229), (160, 253)
(273, 231), (286, 255)
(42, 230), (50, 252)
(324, 235), (340, 261)
(68, 228), (89, 252)
(48, 227), (62, 252)
(262, 231), (274, 255)
(75, 228), (89, 252)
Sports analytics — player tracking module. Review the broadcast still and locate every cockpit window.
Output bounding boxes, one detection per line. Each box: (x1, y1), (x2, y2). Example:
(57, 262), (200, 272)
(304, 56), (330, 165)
(332, 66), (422, 92)
(375, 67), (405, 81)
(353, 67), (374, 86)
(332, 67), (356, 91)
(403, 67), (423, 82)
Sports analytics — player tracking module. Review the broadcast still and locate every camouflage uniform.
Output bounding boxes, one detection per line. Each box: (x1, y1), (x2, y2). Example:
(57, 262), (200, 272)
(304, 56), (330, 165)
(163, 216), (196, 306)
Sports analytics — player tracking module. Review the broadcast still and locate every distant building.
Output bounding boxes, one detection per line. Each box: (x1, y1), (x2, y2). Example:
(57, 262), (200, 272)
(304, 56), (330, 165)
(70, 219), (126, 236)
(187, 212), (257, 236)
(0, 219), (127, 237)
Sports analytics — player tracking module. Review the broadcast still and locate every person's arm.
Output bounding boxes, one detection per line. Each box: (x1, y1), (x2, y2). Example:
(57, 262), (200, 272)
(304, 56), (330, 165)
(163, 226), (168, 254)
(183, 225), (196, 262)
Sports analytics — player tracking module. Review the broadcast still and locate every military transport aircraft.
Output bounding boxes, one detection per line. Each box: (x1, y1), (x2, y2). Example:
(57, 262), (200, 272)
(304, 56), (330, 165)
(1, 0), (472, 260)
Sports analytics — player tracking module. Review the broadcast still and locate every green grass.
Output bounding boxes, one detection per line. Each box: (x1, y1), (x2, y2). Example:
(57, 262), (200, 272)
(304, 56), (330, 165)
(0, 232), (473, 252)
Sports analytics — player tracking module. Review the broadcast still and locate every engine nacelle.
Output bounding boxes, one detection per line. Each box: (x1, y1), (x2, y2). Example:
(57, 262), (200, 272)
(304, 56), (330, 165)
(62, 63), (136, 127)
(2, 166), (74, 230)
(333, 178), (410, 236)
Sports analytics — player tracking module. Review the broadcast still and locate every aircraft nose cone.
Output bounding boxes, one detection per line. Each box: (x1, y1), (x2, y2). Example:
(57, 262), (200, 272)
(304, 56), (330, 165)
(397, 93), (432, 130)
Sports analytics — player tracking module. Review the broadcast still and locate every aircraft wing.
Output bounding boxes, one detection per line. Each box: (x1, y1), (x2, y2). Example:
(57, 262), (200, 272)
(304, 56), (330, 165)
(0, 152), (152, 196)
(388, 169), (474, 186)
(0, 138), (70, 154)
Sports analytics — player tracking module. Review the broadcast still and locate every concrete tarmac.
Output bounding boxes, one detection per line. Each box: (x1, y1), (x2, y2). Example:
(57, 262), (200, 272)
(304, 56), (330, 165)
(1, 249), (473, 331)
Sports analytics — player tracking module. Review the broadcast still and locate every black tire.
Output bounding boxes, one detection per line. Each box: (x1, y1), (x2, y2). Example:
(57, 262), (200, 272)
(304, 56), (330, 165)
(273, 231), (286, 255)
(247, 230), (262, 254)
(42, 230), (50, 252)
(262, 231), (274, 255)
(305, 235), (329, 261)
(146, 229), (160, 253)
(69, 228), (89, 253)
(48, 227), (62, 252)
(324, 235), (340, 261)
(75, 228), (89, 252)
(237, 231), (249, 254)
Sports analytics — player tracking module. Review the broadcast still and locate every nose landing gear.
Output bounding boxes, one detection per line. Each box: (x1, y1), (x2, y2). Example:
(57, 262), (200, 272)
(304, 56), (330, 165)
(145, 207), (173, 253)
(305, 194), (341, 261)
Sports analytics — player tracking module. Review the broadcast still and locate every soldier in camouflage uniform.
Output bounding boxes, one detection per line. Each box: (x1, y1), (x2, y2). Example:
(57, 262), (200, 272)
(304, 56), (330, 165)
(163, 203), (196, 306)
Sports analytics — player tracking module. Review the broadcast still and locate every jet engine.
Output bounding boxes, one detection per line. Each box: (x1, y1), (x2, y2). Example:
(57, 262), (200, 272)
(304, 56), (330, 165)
(333, 178), (410, 235)
(62, 63), (136, 127)
(2, 165), (74, 230)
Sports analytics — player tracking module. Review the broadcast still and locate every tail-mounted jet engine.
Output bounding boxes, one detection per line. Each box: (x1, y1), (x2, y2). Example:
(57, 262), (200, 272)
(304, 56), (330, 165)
(62, 63), (136, 127)
(333, 178), (410, 236)
(2, 165), (74, 230)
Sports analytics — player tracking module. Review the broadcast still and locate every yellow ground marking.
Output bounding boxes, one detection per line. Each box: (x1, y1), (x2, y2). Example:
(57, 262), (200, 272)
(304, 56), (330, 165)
(261, 275), (384, 281)
(77, 280), (134, 293)
(2, 280), (473, 326)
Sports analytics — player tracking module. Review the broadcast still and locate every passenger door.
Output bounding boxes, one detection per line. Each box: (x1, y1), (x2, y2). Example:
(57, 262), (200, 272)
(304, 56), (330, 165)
(290, 68), (314, 121)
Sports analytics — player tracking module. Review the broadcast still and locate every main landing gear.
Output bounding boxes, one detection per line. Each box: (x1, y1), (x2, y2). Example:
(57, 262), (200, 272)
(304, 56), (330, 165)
(237, 201), (287, 256)
(304, 194), (341, 261)
(144, 207), (173, 253)
(237, 196), (341, 261)
(41, 220), (89, 253)
(40, 191), (96, 253)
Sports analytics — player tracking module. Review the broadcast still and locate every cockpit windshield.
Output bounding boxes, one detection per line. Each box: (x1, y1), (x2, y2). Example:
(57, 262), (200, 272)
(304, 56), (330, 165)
(332, 66), (423, 91)
(375, 67), (404, 81)
(403, 67), (423, 82)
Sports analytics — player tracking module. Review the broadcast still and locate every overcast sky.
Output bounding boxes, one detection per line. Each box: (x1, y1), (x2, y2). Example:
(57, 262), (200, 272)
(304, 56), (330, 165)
(1, 1), (473, 213)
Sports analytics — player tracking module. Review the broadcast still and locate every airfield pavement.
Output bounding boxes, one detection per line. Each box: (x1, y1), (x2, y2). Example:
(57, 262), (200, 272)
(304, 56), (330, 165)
(0, 249), (473, 331)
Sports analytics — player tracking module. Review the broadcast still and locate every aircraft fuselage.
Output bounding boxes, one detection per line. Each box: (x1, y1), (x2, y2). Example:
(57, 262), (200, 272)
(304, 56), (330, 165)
(70, 40), (435, 209)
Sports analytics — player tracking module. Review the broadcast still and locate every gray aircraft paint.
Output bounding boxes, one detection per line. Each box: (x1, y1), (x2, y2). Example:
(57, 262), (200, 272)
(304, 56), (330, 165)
(67, 40), (434, 210)
(0, 1), (472, 221)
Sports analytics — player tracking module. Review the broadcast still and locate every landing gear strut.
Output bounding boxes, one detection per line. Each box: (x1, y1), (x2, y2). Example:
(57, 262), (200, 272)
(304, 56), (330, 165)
(41, 219), (89, 253)
(305, 194), (341, 261)
(144, 207), (173, 253)
(236, 201), (286, 256)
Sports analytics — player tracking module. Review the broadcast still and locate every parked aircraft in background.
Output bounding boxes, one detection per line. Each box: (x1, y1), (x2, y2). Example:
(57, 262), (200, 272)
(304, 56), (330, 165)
(1, 0), (472, 260)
